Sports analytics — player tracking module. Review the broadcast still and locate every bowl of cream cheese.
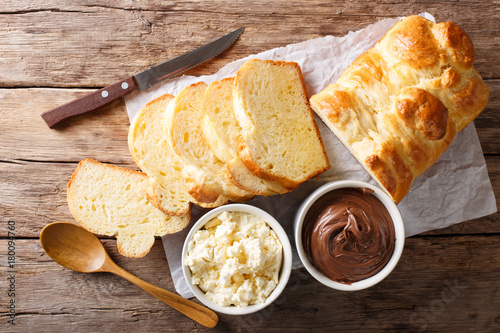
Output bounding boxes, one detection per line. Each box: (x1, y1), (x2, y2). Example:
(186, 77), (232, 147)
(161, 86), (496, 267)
(182, 204), (292, 315)
(295, 180), (405, 291)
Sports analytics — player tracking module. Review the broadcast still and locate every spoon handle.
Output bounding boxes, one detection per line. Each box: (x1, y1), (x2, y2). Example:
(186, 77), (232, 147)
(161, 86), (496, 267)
(108, 264), (218, 328)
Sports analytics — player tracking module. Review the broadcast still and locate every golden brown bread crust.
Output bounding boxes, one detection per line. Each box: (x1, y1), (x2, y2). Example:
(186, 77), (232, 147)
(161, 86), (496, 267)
(67, 158), (191, 258)
(234, 59), (330, 190)
(310, 16), (489, 203)
(68, 158), (149, 194)
(396, 88), (448, 140)
(129, 94), (187, 215)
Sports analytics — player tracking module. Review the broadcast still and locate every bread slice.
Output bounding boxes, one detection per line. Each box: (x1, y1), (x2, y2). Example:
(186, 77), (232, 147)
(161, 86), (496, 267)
(202, 77), (290, 196)
(67, 158), (190, 258)
(165, 82), (254, 203)
(128, 94), (192, 215)
(232, 59), (330, 189)
(128, 94), (225, 212)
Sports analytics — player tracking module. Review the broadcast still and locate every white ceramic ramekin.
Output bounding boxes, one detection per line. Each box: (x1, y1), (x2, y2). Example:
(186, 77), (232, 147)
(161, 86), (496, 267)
(182, 204), (292, 315)
(294, 180), (405, 291)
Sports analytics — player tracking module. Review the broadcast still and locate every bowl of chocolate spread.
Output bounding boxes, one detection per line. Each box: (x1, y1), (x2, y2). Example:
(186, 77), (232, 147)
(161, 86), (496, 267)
(294, 180), (405, 291)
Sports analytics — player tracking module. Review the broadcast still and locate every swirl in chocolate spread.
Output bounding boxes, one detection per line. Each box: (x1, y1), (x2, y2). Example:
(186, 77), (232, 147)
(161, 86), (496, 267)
(302, 187), (395, 284)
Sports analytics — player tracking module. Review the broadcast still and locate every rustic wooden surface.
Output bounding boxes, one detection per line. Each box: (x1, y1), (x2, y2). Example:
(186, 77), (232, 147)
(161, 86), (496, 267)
(0, 1), (499, 332)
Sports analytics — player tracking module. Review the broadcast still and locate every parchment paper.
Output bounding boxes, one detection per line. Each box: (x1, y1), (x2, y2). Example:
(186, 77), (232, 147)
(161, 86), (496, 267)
(124, 13), (497, 298)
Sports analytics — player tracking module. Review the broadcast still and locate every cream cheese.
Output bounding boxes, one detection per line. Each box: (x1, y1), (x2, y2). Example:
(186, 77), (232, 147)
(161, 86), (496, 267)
(186, 211), (283, 307)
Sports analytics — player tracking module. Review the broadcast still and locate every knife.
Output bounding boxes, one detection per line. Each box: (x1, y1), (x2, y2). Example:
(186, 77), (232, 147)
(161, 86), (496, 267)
(41, 27), (244, 128)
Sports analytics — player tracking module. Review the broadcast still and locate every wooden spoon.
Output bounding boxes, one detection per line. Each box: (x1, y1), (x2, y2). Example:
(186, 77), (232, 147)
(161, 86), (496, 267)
(40, 222), (218, 328)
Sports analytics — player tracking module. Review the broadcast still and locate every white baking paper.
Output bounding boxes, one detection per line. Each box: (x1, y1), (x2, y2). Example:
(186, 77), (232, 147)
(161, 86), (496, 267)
(124, 13), (497, 298)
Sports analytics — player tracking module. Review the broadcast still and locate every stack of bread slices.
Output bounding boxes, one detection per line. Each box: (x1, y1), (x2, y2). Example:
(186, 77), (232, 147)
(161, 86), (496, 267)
(67, 59), (330, 257)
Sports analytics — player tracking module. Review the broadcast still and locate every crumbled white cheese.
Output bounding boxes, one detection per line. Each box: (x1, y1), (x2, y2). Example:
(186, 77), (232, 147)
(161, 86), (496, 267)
(186, 211), (283, 307)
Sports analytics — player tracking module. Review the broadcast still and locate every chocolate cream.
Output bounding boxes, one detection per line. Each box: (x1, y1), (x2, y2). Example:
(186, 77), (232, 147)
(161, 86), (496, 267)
(302, 187), (395, 284)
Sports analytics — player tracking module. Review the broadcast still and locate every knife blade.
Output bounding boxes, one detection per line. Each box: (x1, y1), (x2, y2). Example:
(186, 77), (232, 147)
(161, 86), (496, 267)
(41, 27), (244, 128)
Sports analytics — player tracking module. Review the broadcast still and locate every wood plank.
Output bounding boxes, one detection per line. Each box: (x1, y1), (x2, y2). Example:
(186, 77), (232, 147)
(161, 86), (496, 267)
(473, 80), (499, 155)
(1, 235), (499, 331)
(1, 1), (498, 332)
(0, 1), (498, 88)
(0, 161), (134, 238)
(0, 239), (192, 331)
(0, 155), (498, 238)
(0, 79), (498, 165)
(0, 88), (133, 163)
(0, 83), (498, 238)
(2, 0), (499, 18)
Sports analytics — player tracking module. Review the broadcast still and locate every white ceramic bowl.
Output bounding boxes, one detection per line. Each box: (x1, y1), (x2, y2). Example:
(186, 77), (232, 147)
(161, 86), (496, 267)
(294, 180), (405, 291)
(182, 204), (292, 315)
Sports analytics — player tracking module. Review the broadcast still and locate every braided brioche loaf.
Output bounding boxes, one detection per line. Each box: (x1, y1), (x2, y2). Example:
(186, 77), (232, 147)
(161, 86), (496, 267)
(310, 16), (489, 203)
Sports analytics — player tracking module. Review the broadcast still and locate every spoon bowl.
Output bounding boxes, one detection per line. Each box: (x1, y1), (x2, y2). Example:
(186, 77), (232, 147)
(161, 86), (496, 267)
(40, 222), (218, 328)
(41, 222), (106, 273)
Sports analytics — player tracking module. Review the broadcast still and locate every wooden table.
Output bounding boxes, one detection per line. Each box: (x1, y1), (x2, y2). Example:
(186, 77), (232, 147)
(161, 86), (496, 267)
(1, 1), (499, 331)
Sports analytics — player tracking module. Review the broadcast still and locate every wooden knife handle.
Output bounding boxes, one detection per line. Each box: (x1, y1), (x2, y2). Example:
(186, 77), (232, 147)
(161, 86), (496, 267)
(41, 76), (137, 128)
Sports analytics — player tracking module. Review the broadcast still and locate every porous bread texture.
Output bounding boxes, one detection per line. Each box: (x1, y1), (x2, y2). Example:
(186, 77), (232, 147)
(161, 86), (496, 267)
(128, 93), (224, 211)
(310, 15), (489, 203)
(165, 82), (254, 203)
(233, 59), (330, 189)
(128, 94), (192, 215)
(67, 159), (190, 258)
(202, 77), (290, 196)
